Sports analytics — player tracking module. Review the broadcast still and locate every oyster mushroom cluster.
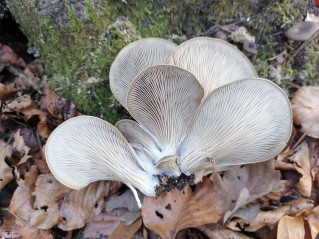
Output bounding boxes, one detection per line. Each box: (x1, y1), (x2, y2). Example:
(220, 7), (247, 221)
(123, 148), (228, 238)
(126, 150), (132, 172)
(46, 37), (292, 207)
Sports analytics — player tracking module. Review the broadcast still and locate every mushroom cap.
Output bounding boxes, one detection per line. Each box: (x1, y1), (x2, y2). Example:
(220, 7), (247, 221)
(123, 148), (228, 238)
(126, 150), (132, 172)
(285, 21), (319, 41)
(127, 64), (204, 158)
(167, 37), (257, 97)
(243, 39), (258, 54)
(178, 78), (292, 174)
(45, 115), (158, 197)
(109, 38), (177, 109)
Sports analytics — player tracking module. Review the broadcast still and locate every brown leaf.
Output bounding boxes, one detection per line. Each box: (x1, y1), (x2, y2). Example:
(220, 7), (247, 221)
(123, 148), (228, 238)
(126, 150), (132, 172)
(109, 218), (142, 239)
(0, 83), (16, 99)
(222, 160), (283, 222)
(276, 141), (312, 197)
(142, 176), (226, 239)
(9, 186), (34, 223)
(33, 174), (71, 208)
(277, 215), (305, 239)
(13, 129), (31, 162)
(303, 206), (319, 238)
(292, 86), (319, 138)
(3, 94), (32, 112)
(20, 107), (50, 138)
(0, 211), (21, 238)
(29, 204), (59, 229)
(226, 198), (314, 232)
(106, 189), (141, 225)
(17, 222), (54, 239)
(0, 142), (14, 189)
(39, 86), (77, 126)
(202, 228), (252, 239)
(17, 165), (38, 189)
(58, 181), (121, 231)
(0, 43), (26, 68)
(83, 213), (121, 238)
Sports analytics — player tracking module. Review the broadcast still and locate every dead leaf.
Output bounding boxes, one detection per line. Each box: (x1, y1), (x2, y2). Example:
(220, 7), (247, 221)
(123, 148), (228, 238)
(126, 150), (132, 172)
(106, 189), (141, 225)
(29, 203), (60, 229)
(39, 86), (77, 126)
(303, 206), (319, 238)
(142, 176), (227, 239)
(276, 141), (312, 197)
(17, 222), (54, 239)
(292, 86), (319, 138)
(0, 83), (16, 99)
(109, 218), (142, 239)
(226, 198), (314, 232)
(0, 43), (26, 68)
(0, 142), (14, 189)
(20, 107), (50, 138)
(58, 181), (121, 231)
(0, 211), (21, 238)
(83, 213), (121, 238)
(13, 129), (31, 164)
(9, 185), (34, 224)
(17, 165), (38, 189)
(222, 160), (283, 222)
(202, 228), (252, 239)
(277, 215), (305, 239)
(33, 174), (71, 208)
(3, 94), (32, 112)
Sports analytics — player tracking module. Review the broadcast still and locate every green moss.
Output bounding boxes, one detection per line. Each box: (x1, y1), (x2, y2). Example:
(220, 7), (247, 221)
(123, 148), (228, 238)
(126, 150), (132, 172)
(6, 0), (318, 123)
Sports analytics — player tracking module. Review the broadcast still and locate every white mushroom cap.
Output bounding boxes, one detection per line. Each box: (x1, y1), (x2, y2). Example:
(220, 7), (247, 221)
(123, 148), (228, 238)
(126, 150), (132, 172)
(285, 21), (319, 41)
(127, 64), (204, 160)
(115, 119), (162, 175)
(178, 78), (292, 177)
(109, 38), (177, 109)
(167, 37), (257, 97)
(45, 116), (159, 207)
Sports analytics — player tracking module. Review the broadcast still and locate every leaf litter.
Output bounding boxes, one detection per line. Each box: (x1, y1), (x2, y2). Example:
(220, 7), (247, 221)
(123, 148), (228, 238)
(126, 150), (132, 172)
(1, 43), (319, 239)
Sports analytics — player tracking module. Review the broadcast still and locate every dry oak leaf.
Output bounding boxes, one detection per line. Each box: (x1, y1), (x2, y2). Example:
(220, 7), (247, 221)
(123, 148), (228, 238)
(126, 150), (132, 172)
(83, 213), (122, 238)
(8, 185), (34, 224)
(303, 206), (319, 238)
(142, 175), (227, 239)
(16, 165), (38, 189)
(202, 228), (252, 239)
(0, 142), (14, 189)
(16, 222), (54, 239)
(106, 189), (141, 225)
(58, 180), (121, 231)
(277, 215), (305, 239)
(292, 86), (319, 138)
(3, 94), (32, 112)
(0, 43), (26, 68)
(33, 173), (71, 208)
(226, 198), (314, 232)
(0, 83), (16, 99)
(276, 141), (312, 198)
(222, 160), (283, 222)
(109, 218), (142, 239)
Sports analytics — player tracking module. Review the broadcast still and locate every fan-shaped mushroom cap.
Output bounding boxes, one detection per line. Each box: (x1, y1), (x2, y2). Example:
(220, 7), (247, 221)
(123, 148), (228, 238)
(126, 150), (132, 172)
(109, 38), (177, 109)
(285, 21), (319, 41)
(116, 119), (161, 155)
(127, 65), (204, 159)
(115, 119), (162, 175)
(45, 116), (159, 207)
(166, 37), (257, 97)
(178, 78), (292, 176)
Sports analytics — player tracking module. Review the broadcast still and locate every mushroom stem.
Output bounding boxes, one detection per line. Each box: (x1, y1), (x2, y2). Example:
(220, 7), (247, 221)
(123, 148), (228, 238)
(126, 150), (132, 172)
(127, 183), (142, 208)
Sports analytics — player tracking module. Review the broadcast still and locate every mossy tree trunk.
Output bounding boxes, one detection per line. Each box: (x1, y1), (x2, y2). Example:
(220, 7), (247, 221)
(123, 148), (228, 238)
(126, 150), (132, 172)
(5, 0), (314, 123)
